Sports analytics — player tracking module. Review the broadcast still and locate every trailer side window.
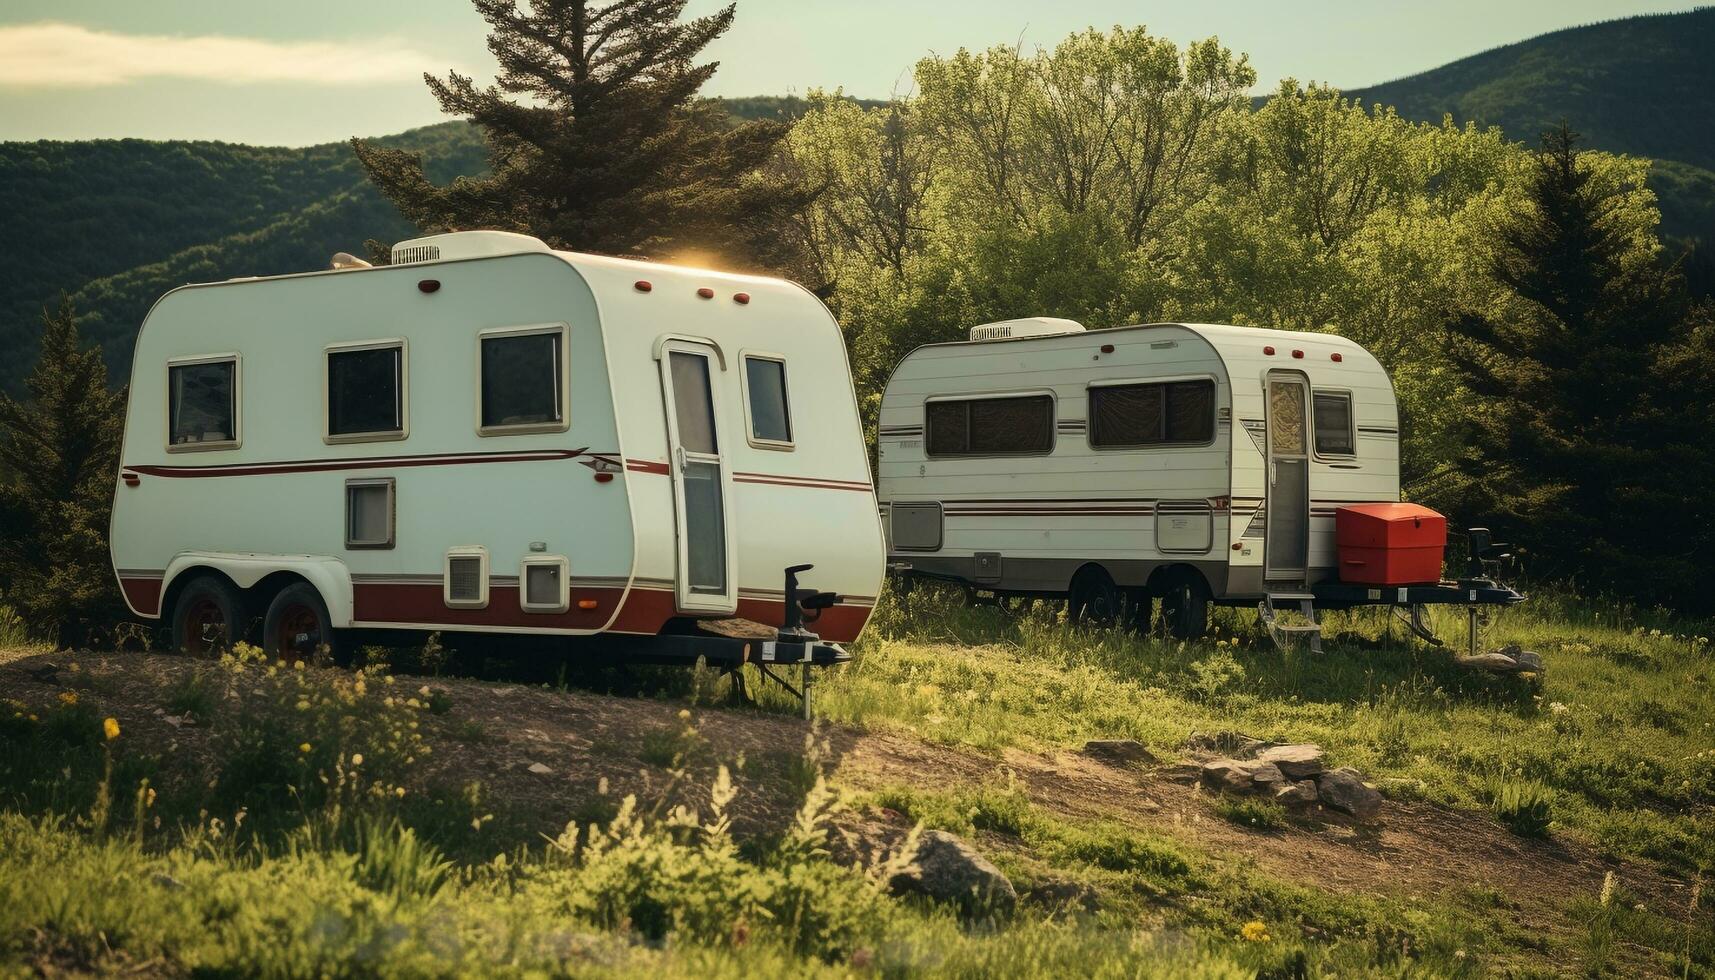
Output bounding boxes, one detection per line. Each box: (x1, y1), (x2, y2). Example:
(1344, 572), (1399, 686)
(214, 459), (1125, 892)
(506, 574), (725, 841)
(326, 342), (404, 441)
(1313, 391), (1356, 456)
(1089, 379), (1214, 448)
(167, 356), (238, 451)
(925, 395), (1054, 456)
(479, 326), (566, 434)
(345, 478), (395, 549)
(742, 355), (793, 448)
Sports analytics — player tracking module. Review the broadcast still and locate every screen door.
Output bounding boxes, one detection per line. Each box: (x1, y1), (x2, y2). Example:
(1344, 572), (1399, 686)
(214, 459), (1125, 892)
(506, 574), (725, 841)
(1265, 372), (1310, 581)
(659, 343), (736, 612)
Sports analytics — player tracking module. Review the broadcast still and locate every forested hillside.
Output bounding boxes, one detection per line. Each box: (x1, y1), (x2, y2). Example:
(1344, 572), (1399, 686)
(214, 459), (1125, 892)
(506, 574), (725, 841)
(0, 122), (485, 391)
(1349, 7), (1715, 239)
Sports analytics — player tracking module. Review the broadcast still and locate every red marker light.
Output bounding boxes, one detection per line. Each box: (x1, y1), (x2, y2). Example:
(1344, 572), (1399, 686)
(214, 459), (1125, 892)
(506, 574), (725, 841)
(634, 280), (652, 292)
(1331, 352), (1343, 362)
(733, 292), (750, 305)
(417, 279), (440, 293)
(1263, 346), (1275, 356)
(1291, 349), (1304, 359)
(696, 287), (715, 299)
(594, 472), (614, 483)
(1100, 344), (1115, 354)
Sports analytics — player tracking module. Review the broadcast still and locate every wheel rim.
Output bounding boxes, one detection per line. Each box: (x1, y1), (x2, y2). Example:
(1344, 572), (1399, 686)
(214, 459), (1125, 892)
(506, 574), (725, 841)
(273, 603), (321, 661)
(181, 597), (228, 655)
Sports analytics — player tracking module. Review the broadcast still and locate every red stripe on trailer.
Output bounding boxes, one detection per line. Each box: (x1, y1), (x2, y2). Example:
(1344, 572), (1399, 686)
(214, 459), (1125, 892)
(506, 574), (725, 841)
(119, 576), (163, 616)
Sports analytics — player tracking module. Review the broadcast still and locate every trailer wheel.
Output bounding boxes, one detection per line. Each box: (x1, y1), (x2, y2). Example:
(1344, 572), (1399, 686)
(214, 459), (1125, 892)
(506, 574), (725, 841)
(1126, 589), (1154, 634)
(170, 575), (244, 655)
(1068, 567), (1121, 628)
(1161, 576), (1209, 640)
(262, 583), (350, 666)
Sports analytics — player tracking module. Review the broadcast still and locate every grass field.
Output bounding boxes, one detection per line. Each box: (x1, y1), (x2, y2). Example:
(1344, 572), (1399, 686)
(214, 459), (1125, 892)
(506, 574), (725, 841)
(0, 588), (1710, 977)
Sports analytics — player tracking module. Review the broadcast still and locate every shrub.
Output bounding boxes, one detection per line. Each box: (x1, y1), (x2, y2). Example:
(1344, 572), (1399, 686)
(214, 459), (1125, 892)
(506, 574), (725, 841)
(1214, 796), (1288, 831)
(1489, 779), (1554, 838)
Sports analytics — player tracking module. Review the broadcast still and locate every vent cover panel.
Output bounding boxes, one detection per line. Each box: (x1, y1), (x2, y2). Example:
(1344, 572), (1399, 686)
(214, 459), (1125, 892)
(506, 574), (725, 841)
(391, 244), (441, 264)
(447, 556), (482, 601)
(525, 564), (560, 606)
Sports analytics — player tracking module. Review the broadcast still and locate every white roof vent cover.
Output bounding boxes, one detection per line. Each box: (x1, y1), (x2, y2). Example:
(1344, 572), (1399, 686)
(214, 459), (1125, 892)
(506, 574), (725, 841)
(969, 317), (1085, 342)
(390, 230), (552, 265)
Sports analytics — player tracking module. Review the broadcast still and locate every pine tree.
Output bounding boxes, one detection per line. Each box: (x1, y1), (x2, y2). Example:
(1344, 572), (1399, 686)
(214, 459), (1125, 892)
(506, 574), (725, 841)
(1444, 125), (1712, 609)
(351, 0), (800, 265)
(0, 297), (126, 646)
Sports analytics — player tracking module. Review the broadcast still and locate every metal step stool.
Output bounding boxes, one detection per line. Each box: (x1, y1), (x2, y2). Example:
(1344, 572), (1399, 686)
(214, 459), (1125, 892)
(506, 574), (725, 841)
(1259, 592), (1322, 653)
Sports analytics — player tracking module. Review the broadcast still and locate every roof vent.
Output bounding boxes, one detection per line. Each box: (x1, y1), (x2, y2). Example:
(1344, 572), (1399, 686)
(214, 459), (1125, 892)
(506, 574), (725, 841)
(969, 317), (1085, 342)
(390, 230), (551, 265)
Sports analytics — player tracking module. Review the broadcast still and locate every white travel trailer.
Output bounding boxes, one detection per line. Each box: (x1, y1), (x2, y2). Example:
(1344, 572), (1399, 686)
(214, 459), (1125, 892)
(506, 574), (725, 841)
(875, 318), (1402, 639)
(111, 231), (884, 679)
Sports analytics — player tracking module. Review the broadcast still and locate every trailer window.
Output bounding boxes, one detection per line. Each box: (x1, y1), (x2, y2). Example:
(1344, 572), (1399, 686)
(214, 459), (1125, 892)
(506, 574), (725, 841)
(480, 327), (565, 433)
(327, 343), (404, 441)
(1089, 380), (1214, 448)
(925, 395), (1054, 457)
(1313, 391), (1355, 456)
(168, 357), (238, 450)
(345, 478), (395, 549)
(742, 356), (793, 447)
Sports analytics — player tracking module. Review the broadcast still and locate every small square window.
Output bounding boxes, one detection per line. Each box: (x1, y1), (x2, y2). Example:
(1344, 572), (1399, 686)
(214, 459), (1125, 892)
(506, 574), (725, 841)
(743, 356), (793, 447)
(327, 343), (404, 441)
(520, 556), (570, 613)
(168, 356), (238, 450)
(345, 479), (395, 549)
(480, 327), (566, 433)
(1313, 392), (1356, 456)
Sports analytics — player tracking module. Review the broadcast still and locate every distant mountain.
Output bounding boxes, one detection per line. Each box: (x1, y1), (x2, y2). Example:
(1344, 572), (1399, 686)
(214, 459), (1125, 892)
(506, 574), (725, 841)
(1349, 7), (1715, 239)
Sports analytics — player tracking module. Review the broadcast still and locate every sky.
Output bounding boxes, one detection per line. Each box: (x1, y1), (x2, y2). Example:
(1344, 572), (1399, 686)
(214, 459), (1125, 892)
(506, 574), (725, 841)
(0, 1), (1699, 146)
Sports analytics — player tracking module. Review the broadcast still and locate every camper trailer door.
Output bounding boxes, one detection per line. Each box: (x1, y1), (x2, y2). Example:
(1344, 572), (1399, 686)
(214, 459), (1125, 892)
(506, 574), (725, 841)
(1265, 372), (1311, 581)
(659, 342), (739, 614)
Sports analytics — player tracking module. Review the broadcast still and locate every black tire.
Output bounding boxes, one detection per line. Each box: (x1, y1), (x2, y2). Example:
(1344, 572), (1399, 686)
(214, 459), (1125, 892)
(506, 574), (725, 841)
(1126, 589), (1154, 634)
(170, 575), (245, 655)
(262, 583), (350, 665)
(1068, 567), (1122, 628)
(1161, 576), (1210, 640)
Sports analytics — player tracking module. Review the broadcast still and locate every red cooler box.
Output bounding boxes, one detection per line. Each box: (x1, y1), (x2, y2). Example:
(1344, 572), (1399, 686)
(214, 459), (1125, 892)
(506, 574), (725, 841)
(1335, 503), (1447, 586)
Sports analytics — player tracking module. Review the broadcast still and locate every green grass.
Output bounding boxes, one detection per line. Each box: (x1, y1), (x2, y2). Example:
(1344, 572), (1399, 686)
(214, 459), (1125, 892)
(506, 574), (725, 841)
(819, 584), (1715, 873)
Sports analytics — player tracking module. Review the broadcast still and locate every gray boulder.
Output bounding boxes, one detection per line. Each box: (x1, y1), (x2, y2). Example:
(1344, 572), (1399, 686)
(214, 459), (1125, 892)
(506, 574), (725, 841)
(1200, 759), (1286, 795)
(1186, 731), (1274, 760)
(1315, 767), (1383, 821)
(889, 830), (1017, 915)
(1083, 739), (1158, 768)
(1254, 743), (1325, 779)
(1274, 779), (1320, 807)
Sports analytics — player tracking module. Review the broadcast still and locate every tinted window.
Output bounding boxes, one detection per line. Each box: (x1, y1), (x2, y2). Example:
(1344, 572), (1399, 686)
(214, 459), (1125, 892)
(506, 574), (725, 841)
(481, 332), (562, 429)
(1313, 391), (1355, 455)
(744, 357), (792, 444)
(1089, 380), (1214, 447)
(328, 346), (402, 437)
(168, 360), (236, 446)
(925, 396), (1053, 456)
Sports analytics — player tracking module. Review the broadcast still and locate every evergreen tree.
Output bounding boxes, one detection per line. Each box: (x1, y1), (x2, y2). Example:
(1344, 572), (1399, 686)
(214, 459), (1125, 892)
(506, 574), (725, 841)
(0, 298), (126, 646)
(351, 0), (798, 265)
(1445, 125), (1712, 610)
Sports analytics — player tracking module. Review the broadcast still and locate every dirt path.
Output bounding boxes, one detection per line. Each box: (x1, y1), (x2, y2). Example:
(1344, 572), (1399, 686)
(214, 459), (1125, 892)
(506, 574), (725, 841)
(1, 650), (1691, 937)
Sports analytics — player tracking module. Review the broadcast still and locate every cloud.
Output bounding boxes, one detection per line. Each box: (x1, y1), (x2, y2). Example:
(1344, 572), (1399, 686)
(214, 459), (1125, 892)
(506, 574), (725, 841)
(0, 22), (441, 88)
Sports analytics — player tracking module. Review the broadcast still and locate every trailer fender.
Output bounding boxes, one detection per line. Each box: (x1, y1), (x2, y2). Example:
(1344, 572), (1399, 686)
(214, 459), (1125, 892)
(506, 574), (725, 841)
(161, 553), (355, 628)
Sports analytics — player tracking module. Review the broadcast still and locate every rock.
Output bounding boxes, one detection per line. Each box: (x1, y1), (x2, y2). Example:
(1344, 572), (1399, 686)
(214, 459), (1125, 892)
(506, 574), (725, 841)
(1185, 731), (1274, 759)
(1160, 762), (1204, 784)
(1022, 878), (1100, 913)
(151, 872), (185, 890)
(526, 762), (553, 775)
(888, 830), (1017, 916)
(1455, 652), (1521, 672)
(1274, 779), (1320, 807)
(1254, 743), (1325, 779)
(1315, 767), (1383, 821)
(1082, 739), (1158, 768)
(1200, 759), (1286, 795)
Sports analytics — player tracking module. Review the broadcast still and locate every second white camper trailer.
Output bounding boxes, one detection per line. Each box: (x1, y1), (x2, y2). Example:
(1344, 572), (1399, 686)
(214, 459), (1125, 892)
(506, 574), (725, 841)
(875, 318), (1401, 638)
(111, 231), (884, 680)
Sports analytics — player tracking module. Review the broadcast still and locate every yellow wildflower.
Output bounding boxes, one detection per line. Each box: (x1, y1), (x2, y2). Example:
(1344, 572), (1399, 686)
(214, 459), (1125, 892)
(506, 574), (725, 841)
(103, 717), (120, 740)
(58, 691), (78, 706)
(299, 742), (312, 754)
(395, 786), (406, 798)
(350, 753), (364, 766)
(1241, 921), (1271, 942)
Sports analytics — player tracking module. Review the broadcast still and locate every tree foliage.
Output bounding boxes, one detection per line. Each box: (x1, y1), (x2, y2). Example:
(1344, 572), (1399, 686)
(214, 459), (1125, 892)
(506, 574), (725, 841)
(351, 0), (797, 265)
(0, 298), (126, 645)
